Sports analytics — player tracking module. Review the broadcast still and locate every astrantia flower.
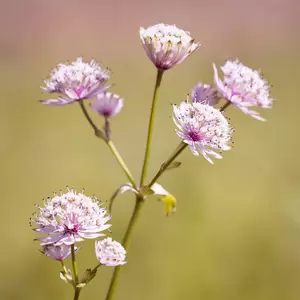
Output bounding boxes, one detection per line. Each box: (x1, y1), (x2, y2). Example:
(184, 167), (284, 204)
(213, 59), (273, 121)
(41, 57), (110, 106)
(95, 238), (126, 266)
(191, 82), (220, 106)
(41, 244), (79, 261)
(90, 92), (123, 118)
(140, 24), (200, 70)
(31, 188), (111, 245)
(173, 101), (232, 164)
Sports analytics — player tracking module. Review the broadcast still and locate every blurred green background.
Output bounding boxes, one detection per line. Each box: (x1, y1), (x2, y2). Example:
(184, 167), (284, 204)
(1, 0), (300, 299)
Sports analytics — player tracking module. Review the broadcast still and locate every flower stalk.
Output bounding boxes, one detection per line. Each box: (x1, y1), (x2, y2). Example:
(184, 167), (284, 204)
(105, 68), (165, 300)
(140, 69), (164, 186)
(105, 196), (144, 300)
(106, 140), (136, 188)
(148, 142), (188, 187)
(220, 102), (231, 112)
(71, 244), (81, 300)
(79, 100), (136, 187)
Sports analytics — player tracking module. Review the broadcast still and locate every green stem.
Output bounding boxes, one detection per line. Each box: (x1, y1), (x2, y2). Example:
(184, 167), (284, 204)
(91, 263), (102, 274)
(74, 288), (80, 300)
(220, 102), (231, 112)
(105, 69), (164, 300)
(139, 69), (164, 186)
(105, 197), (144, 300)
(148, 142), (187, 188)
(79, 100), (136, 187)
(71, 245), (81, 300)
(106, 140), (136, 188)
(79, 100), (102, 136)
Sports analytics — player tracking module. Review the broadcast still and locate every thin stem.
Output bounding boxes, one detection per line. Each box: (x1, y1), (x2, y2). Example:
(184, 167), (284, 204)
(105, 197), (144, 300)
(139, 69), (164, 186)
(74, 289), (80, 300)
(91, 263), (102, 274)
(79, 100), (136, 187)
(106, 140), (136, 188)
(79, 100), (100, 134)
(71, 244), (81, 300)
(105, 69), (164, 300)
(60, 260), (66, 271)
(148, 142), (187, 187)
(220, 102), (231, 112)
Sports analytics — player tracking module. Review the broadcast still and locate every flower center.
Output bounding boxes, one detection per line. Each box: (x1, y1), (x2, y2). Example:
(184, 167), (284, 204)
(188, 130), (202, 141)
(64, 224), (80, 234)
(75, 86), (84, 97)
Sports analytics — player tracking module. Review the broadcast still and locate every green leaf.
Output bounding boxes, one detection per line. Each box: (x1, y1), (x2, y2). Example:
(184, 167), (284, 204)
(80, 268), (98, 285)
(163, 161), (182, 171)
(140, 185), (155, 196)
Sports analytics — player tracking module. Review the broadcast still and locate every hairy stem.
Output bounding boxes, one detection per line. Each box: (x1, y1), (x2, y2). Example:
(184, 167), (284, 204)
(139, 69), (164, 186)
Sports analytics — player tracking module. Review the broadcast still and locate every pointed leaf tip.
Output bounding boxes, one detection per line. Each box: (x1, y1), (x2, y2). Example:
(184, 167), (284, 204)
(163, 161), (182, 171)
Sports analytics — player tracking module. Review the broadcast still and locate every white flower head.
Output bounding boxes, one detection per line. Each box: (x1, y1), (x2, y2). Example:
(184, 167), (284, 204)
(95, 238), (126, 267)
(90, 92), (124, 118)
(173, 101), (233, 164)
(191, 82), (220, 106)
(140, 24), (200, 70)
(213, 59), (273, 121)
(41, 57), (110, 106)
(31, 187), (111, 245)
(41, 244), (79, 261)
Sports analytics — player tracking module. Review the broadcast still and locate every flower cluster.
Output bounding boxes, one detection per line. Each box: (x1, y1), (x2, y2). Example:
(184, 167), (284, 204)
(41, 57), (110, 106)
(140, 24), (200, 70)
(41, 244), (79, 261)
(191, 83), (220, 106)
(32, 188), (111, 245)
(213, 59), (273, 120)
(33, 22), (274, 296)
(173, 101), (232, 163)
(31, 188), (125, 266)
(95, 238), (126, 266)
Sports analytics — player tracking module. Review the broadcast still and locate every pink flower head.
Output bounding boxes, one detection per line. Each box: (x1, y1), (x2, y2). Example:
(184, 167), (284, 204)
(191, 82), (220, 106)
(90, 92), (123, 118)
(41, 244), (79, 261)
(95, 238), (126, 267)
(213, 60), (273, 121)
(41, 57), (110, 106)
(31, 188), (111, 245)
(173, 101), (233, 164)
(140, 24), (200, 70)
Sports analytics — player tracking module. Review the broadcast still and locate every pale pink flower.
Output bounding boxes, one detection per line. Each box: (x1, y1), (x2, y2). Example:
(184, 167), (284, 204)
(191, 82), (220, 106)
(95, 238), (126, 267)
(213, 60), (273, 120)
(173, 101), (233, 164)
(41, 244), (79, 261)
(31, 188), (111, 245)
(41, 57), (110, 106)
(90, 92), (123, 118)
(140, 24), (200, 70)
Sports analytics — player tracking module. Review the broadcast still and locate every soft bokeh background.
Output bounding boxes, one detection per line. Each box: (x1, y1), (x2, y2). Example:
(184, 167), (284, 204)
(1, 0), (300, 299)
